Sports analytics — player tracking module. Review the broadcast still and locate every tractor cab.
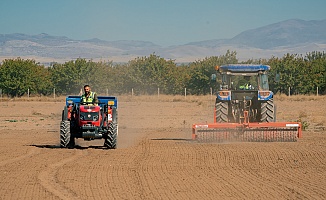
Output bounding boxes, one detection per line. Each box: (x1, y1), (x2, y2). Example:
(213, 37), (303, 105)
(216, 64), (270, 91)
(213, 64), (273, 102)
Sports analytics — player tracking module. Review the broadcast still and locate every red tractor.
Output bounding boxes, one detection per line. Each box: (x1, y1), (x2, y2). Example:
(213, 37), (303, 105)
(60, 96), (118, 149)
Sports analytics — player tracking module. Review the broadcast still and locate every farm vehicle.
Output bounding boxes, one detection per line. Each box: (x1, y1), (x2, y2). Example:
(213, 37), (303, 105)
(60, 95), (118, 149)
(192, 64), (302, 142)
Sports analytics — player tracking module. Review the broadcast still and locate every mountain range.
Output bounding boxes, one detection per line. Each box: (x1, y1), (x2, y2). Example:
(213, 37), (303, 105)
(0, 19), (325, 64)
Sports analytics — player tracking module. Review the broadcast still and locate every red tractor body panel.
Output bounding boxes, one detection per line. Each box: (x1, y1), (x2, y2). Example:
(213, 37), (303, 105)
(78, 105), (102, 127)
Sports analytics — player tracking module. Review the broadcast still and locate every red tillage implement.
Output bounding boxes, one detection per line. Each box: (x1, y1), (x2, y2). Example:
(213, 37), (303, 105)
(193, 111), (302, 142)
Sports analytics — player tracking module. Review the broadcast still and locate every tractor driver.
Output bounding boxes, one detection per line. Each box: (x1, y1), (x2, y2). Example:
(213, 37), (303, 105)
(239, 76), (253, 90)
(80, 85), (99, 105)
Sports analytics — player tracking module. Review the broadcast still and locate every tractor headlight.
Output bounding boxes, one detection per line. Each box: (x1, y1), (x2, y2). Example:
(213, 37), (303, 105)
(219, 91), (230, 96)
(93, 115), (99, 121)
(80, 115), (84, 121)
(259, 91), (271, 97)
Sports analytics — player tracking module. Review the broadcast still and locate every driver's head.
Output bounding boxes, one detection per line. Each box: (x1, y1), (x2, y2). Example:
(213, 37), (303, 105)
(84, 85), (91, 95)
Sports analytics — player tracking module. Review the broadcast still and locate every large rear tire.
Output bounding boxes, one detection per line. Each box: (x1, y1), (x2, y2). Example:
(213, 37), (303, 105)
(62, 106), (68, 121)
(60, 120), (74, 148)
(215, 101), (229, 123)
(260, 99), (275, 122)
(104, 122), (118, 149)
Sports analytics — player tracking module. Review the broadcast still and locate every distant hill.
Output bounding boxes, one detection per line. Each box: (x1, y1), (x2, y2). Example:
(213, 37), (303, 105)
(187, 19), (326, 49)
(1, 19), (325, 64)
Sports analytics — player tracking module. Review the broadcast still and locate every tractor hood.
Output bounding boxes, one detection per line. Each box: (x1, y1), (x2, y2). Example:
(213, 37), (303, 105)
(79, 105), (101, 112)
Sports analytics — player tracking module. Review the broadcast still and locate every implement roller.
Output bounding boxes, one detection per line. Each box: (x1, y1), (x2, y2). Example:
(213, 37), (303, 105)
(193, 111), (302, 142)
(192, 64), (302, 142)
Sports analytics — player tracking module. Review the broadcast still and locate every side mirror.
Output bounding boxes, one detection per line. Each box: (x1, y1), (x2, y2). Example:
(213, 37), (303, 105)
(103, 105), (108, 113)
(211, 74), (217, 81)
(275, 73), (280, 82)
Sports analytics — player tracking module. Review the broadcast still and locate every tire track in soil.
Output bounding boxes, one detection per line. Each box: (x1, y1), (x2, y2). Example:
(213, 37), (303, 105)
(218, 145), (299, 199)
(1, 100), (325, 199)
(228, 147), (283, 198)
(0, 148), (41, 167)
(190, 144), (258, 199)
(120, 133), (267, 199)
(110, 131), (155, 200)
(38, 149), (87, 200)
(275, 146), (326, 198)
(267, 148), (326, 199)
(162, 142), (324, 199)
(129, 139), (150, 199)
(212, 148), (259, 199)
(0, 147), (58, 200)
(86, 131), (175, 200)
(0, 150), (34, 199)
(215, 143), (326, 199)
(45, 132), (326, 200)
(134, 131), (195, 199)
(173, 144), (233, 199)
(49, 130), (155, 200)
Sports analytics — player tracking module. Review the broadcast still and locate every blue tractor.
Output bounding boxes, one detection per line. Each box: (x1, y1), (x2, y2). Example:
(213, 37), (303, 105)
(213, 64), (275, 124)
(192, 64), (301, 142)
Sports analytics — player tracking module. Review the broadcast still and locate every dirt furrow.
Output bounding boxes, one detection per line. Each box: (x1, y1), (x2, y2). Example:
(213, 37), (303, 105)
(0, 148), (40, 167)
(0, 148), (59, 199)
(1, 97), (326, 199)
(38, 149), (86, 200)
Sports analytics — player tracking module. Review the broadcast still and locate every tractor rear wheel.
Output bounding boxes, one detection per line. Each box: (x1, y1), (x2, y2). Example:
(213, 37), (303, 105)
(62, 106), (68, 121)
(215, 101), (229, 123)
(260, 99), (276, 122)
(104, 122), (118, 149)
(60, 120), (74, 148)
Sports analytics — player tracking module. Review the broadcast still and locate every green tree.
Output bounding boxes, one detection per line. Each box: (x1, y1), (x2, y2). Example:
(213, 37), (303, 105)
(49, 58), (111, 95)
(268, 52), (326, 95)
(126, 54), (180, 94)
(304, 51), (326, 94)
(0, 58), (52, 97)
(187, 50), (238, 95)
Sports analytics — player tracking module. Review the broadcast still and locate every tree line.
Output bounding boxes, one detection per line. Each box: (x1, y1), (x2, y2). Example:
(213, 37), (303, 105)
(0, 50), (325, 97)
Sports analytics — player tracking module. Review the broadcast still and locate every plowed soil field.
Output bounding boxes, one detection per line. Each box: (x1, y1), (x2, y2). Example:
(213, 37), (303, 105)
(0, 95), (325, 200)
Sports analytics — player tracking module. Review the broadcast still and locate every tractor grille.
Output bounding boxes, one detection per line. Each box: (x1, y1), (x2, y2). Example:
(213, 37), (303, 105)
(80, 112), (99, 121)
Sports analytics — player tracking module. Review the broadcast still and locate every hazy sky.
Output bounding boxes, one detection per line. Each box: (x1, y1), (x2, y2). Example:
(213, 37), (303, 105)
(1, 0), (325, 46)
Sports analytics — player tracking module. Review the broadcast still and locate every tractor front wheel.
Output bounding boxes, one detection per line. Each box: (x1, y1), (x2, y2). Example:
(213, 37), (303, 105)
(60, 120), (74, 148)
(104, 122), (118, 149)
(62, 106), (68, 121)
